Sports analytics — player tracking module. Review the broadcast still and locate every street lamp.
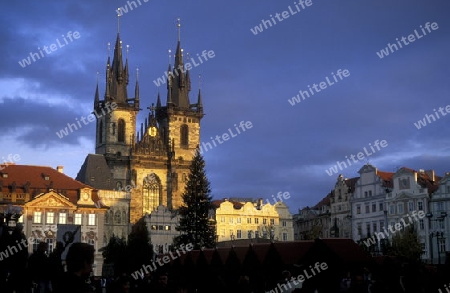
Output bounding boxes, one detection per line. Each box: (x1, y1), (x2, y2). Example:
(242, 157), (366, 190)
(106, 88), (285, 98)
(426, 212), (447, 265)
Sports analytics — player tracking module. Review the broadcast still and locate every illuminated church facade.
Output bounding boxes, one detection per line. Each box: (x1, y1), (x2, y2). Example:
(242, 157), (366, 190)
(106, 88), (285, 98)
(77, 25), (203, 224)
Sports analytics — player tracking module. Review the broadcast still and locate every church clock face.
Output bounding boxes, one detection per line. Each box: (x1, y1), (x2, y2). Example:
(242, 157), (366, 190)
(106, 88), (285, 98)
(148, 127), (157, 137)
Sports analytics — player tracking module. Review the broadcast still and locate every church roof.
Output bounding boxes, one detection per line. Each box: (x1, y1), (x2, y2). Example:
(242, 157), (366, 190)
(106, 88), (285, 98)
(76, 154), (114, 190)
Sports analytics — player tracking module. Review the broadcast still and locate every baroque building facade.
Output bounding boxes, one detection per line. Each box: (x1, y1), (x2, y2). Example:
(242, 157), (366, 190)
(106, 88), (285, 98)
(329, 175), (358, 238)
(213, 198), (294, 242)
(0, 165), (106, 276)
(77, 28), (204, 224)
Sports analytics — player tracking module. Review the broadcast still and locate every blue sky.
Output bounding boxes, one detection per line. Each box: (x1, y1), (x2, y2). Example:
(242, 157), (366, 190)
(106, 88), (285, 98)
(1, 0), (450, 213)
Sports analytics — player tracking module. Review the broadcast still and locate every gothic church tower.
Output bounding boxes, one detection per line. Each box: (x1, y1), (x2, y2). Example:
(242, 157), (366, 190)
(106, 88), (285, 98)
(84, 25), (204, 223)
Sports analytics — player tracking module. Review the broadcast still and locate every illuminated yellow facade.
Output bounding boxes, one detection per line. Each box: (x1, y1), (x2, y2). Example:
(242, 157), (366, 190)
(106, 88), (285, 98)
(214, 199), (294, 242)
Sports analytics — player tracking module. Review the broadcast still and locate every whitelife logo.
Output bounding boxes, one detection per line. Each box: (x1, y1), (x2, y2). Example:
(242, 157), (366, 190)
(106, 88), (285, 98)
(362, 210), (425, 248)
(376, 22), (439, 59)
(325, 140), (388, 176)
(250, 0), (313, 35)
(18, 31), (81, 68)
(288, 69), (350, 106)
(413, 104), (450, 129)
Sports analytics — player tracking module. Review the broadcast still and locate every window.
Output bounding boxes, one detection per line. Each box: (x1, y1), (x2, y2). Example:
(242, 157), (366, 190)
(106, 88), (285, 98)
(18, 215), (23, 223)
(158, 225), (163, 230)
(380, 221), (384, 231)
(439, 239), (446, 253)
(419, 219), (424, 230)
(366, 223), (371, 236)
(88, 214), (95, 226)
(373, 222), (377, 233)
(437, 202), (444, 211)
(118, 119), (125, 142)
(74, 213), (82, 225)
(282, 221), (287, 227)
(32, 238), (40, 252)
(418, 201), (423, 211)
(372, 204), (376, 213)
(180, 124), (189, 148)
(379, 203), (384, 212)
(368, 190), (372, 196)
(357, 223), (362, 236)
(165, 225), (171, 231)
(237, 217), (241, 223)
(247, 218), (251, 224)
(408, 202), (414, 212)
(263, 219), (267, 225)
(237, 230), (242, 239)
(220, 217), (225, 223)
(247, 231), (253, 239)
(255, 231), (259, 238)
(283, 233), (288, 241)
(398, 203), (404, 214)
(46, 212), (54, 224)
(46, 239), (54, 254)
(364, 191), (368, 198)
(151, 225), (157, 230)
(99, 120), (103, 144)
(34, 212), (42, 223)
(254, 218), (259, 224)
(389, 205), (395, 215)
(229, 217), (234, 224)
(356, 205), (361, 214)
(270, 219), (275, 225)
(365, 205), (370, 214)
(59, 213), (67, 224)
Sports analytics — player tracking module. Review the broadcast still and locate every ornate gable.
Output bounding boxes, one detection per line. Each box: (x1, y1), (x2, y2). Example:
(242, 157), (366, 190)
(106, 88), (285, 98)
(25, 190), (77, 209)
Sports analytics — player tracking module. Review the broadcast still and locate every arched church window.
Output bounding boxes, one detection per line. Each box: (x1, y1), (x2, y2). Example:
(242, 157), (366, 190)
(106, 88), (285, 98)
(143, 173), (161, 214)
(180, 124), (188, 148)
(99, 120), (103, 143)
(114, 210), (121, 224)
(122, 211), (127, 224)
(118, 119), (125, 142)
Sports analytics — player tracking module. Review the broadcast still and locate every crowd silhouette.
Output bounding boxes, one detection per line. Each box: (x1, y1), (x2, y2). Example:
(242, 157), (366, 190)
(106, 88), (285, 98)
(2, 224), (450, 293)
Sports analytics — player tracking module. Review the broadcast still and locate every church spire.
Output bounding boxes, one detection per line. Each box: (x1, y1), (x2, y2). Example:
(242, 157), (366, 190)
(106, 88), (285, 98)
(134, 68), (139, 109)
(94, 73), (100, 109)
(156, 92), (161, 108)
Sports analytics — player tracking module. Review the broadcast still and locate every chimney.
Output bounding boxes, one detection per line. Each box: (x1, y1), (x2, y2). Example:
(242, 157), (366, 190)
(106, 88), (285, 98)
(56, 166), (64, 173)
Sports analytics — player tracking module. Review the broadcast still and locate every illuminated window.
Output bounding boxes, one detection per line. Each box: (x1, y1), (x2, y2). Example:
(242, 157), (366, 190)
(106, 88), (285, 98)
(143, 173), (161, 214)
(46, 212), (54, 224)
(33, 212), (42, 223)
(74, 214), (82, 225)
(88, 214), (96, 226)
